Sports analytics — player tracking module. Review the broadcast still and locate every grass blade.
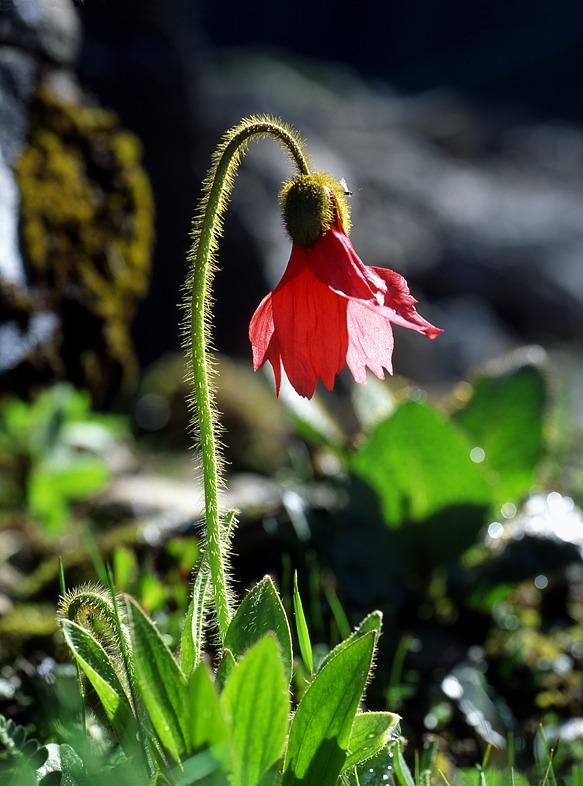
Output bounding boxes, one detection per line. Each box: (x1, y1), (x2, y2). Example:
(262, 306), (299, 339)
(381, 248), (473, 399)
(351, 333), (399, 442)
(293, 571), (313, 676)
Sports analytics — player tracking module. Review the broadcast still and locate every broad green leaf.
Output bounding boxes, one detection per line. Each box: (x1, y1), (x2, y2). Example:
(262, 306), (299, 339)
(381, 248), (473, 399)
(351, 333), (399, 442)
(293, 572), (313, 676)
(454, 360), (546, 504)
(221, 635), (289, 786)
(224, 575), (292, 683)
(188, 661), (229, 755)
(60, 620), (138, 757)
(125, 597), (188, 761)
(283, 632), (376, 786)
(32, 456), (110, 499)
(352, 400), (492, 528)
(318, 610), (382, 673)
(343, 712), (400, 771)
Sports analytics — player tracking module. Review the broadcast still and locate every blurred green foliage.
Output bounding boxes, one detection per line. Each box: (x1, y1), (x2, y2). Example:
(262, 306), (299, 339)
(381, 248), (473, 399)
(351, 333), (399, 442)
(0, 384), (124, 534)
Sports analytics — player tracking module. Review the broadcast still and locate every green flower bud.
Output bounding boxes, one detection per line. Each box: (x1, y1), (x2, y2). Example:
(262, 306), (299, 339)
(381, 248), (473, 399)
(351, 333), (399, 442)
(279, 172), (352, 247)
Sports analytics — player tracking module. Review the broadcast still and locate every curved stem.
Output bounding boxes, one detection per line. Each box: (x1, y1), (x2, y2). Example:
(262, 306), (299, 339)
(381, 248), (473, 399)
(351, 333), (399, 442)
(187, 117), (310, 644)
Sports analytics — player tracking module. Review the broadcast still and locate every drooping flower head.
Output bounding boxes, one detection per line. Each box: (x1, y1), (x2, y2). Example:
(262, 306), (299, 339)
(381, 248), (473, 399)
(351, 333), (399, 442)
(249, 173), (442, 398)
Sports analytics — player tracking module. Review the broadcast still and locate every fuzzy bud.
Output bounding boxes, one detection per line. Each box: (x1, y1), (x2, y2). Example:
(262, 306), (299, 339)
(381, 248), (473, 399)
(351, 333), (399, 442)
(279, 172), (352, 248)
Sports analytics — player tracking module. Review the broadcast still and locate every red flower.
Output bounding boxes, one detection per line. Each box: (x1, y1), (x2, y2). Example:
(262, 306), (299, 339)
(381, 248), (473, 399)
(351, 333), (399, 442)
(249, 188), (442, 399)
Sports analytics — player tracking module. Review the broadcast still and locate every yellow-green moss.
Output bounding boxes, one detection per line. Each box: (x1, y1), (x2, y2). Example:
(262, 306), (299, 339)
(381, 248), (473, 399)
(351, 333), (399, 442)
(14, 83), (155, 398)
(0, 603), (58, 655)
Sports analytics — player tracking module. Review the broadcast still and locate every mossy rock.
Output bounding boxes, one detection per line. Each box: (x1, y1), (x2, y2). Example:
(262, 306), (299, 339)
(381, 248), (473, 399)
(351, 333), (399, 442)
(11, 82), (154, 401)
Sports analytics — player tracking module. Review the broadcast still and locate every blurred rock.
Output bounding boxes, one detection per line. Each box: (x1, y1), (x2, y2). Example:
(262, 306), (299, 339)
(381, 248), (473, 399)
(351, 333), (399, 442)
(0, 0), (81, 286)
(0, 0), (80, 64)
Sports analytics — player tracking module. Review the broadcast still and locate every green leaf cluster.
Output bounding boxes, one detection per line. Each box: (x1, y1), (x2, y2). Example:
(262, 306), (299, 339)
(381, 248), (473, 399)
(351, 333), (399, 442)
(55, 572), (398, 786)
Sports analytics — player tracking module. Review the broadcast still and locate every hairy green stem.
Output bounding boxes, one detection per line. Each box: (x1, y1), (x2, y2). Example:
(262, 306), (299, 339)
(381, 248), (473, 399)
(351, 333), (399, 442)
(187, 117), (310, 643)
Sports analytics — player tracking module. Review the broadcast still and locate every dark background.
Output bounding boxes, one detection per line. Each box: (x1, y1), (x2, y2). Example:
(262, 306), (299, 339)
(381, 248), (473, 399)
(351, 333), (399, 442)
(198, 0), (583, 119)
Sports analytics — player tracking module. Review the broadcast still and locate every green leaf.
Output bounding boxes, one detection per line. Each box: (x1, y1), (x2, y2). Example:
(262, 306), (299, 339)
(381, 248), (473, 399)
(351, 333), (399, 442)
(33, 456), (110, 499)
(182, 512), (236, 676)
(188, 661), (229, 756)
(221, 635), (289, 786)
(456, 770), (481, 786)
(283, 631), (376, 786)
(224, 575), (292, 683)
(318, 610), (382, 673)
(454, 359), (546, 504)
(393, 742), (415, 786)
(36, 743), (84, 786)
(352, 400), (492, 528)
(125, 597), (188, 761)
(27, 475), (68, 533)
(216, 649), (237, 691)
(293, 572), (313, 676)
(346, 743), (400, 786)
(113, 546), (138, 590)
(418, 734), (438, 777)
(28, 457), (110, 533)
(181, 595), (198, 677)
(60, 619), (139, 757)
(170, 750), (231, 786)
(343, 712), (400, 771)
(181, 549), (212, 676)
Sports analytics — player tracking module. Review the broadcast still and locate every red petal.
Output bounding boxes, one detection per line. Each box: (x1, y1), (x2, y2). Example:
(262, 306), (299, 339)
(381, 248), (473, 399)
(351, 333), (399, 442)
(346, 300), (395, 383)
(249, 293), (274, 369)
(370, 266), (443, 339)
(305, 224), (386, 305)
(249, 293), (283, 394)
(250, 219), (442, 397)
(271, 265), (348, 398)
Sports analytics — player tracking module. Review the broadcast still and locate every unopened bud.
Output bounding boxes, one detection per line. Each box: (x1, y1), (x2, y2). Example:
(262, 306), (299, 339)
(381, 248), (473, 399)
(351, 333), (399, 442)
(279, 173), (351, 247)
